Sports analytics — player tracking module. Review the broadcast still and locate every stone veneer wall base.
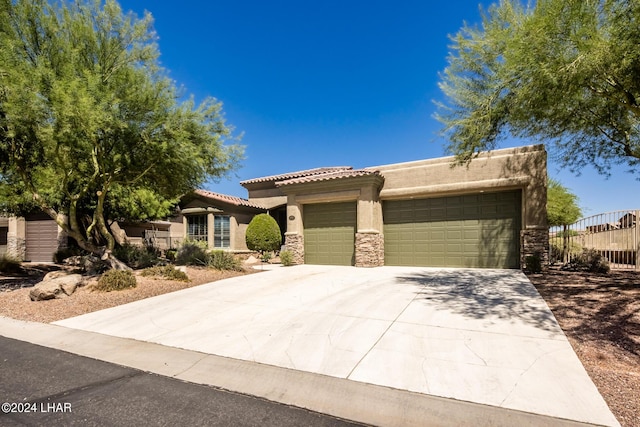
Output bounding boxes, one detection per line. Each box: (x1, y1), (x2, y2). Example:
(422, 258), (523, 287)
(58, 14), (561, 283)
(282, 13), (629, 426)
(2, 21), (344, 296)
(284, 232), (304, 265)
(521, 228), (549, 271)
(355, 232), (384, 267)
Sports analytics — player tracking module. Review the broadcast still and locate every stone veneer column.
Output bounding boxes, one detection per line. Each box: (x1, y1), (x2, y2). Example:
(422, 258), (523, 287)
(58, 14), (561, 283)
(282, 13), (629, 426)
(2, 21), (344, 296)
(284, 232), (304, 265)
(7, 217), (26, 261)
(521, 227), (549, 270)
(355, 231), (384, 267)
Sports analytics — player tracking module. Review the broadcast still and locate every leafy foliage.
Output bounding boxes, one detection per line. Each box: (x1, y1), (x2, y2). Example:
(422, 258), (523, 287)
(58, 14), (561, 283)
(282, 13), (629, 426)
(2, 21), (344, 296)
(564, 249), (611, 274)
(206, 250), (243, 271)
(175, 240), (209, 266)
(437, 0), (640, 175)
(0, 0), (242, 258)
(141, 265), (189, 281)
(547, 179), (582, 227)
(245, 214), (282, 254)
(112, 243), (160, 269)
(95, 269), (137, 291)
(279, 250), (294, 266)
(0, 253), (22, 274)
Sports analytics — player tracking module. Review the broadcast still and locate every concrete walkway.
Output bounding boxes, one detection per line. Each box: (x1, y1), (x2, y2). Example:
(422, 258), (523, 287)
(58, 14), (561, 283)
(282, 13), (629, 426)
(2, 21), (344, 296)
(2, 265), (619, 426)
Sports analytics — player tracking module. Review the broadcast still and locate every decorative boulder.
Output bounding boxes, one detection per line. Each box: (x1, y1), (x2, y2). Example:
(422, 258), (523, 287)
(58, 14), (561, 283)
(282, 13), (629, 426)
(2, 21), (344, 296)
(29, 274), (82, 301)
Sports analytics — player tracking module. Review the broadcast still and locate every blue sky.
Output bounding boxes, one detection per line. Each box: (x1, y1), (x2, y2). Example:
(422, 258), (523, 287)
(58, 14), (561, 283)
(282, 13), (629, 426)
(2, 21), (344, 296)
(119, 0), (639, 217)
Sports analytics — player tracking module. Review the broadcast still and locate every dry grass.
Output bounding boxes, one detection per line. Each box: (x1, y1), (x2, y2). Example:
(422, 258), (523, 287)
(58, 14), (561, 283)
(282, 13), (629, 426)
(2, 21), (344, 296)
(527, 268), (640, 427)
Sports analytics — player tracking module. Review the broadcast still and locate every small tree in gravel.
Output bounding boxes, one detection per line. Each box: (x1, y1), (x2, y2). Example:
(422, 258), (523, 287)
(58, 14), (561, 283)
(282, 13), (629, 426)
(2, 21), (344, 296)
(245, 214), (282, 259)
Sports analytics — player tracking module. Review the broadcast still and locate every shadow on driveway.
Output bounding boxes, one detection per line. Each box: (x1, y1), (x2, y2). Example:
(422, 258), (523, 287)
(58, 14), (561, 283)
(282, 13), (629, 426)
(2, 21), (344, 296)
(395, 269), (560, 333)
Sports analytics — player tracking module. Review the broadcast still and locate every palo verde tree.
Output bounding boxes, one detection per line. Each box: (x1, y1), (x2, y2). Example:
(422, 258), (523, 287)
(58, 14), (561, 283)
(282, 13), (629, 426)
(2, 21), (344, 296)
(0, 0), (242, 267)
(547, 178), (582, 228)
(436, 0), (640, 175)
(547, 178), (582, 263)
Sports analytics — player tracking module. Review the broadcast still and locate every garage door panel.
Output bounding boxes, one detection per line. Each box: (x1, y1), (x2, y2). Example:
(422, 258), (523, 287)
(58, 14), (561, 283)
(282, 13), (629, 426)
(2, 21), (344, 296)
(304, 202), (356, 266)
(25, 219), (59, 263)
(383, 191), (521, 268)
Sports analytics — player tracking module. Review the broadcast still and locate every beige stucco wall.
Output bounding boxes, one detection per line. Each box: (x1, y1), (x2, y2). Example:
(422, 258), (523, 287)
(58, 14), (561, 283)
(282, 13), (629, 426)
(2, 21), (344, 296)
(280, 176), (385, 235)
(243, 184), (287, 209)
(372, 144), (548, 230)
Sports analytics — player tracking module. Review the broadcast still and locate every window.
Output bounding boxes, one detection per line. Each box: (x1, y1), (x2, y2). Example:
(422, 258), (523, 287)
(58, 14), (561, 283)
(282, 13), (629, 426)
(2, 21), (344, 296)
(214, 216), (230, 248)
(0, 227), (7, 246)
(187, 215), (207, 242)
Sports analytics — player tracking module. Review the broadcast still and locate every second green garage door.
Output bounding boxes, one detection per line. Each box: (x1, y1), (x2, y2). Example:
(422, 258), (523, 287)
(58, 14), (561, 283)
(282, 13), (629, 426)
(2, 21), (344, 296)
(304, 202), (356, 265)
(383, 191), (521, 268)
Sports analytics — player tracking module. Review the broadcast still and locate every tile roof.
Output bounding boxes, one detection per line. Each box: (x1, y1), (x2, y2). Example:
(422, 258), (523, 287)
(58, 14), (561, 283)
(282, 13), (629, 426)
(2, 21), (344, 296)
(192, 189), (266, 210)
(275, 169), (382, 186)
(240, 167), (353, 185)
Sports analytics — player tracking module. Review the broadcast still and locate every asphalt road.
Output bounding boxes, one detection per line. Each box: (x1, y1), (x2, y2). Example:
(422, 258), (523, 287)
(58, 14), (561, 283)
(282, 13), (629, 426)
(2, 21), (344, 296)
(0, 336), (365, 426)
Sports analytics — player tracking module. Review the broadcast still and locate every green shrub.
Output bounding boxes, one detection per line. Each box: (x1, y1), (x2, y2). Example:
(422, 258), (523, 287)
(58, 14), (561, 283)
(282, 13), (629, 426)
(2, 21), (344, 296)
(207, 250), (243, 271)
(246, 214), (282, 254)
(524, 253), (542, 273)
(95, 269), (137, 292)
(165, 248), (178, 262)
(175, 240), (209, 266)
(113, 243), (160, 269)
(141, 265), (189, 281)
(280, 250), (294, 266)
(0, 254), (22, 274)
(565, 248), (610, 273)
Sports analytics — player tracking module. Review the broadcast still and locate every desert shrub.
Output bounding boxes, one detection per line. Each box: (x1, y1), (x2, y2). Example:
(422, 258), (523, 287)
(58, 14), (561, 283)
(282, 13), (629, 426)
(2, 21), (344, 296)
(246, 214), (282, 255)
(95, 269), (137, 291)
(141, 265), (189, 281)
(549, 239), (583, 264)
(564, 248), (610, 273)
(261, 251), (272, 263)
(280, 250), (294, 266)
(165, 248), (178, 262)
(0, 254), (22, 274)
(113, 243), (160, 269)
(207, 250), (243, 271)
(524, 253), (542, 273)
(175, 240), (209, 266)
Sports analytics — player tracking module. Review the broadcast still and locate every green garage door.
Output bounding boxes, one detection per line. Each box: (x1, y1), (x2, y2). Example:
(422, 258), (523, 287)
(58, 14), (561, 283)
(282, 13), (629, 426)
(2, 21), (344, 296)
(304, 202), (356, 265)
(383, 191), (521, 268)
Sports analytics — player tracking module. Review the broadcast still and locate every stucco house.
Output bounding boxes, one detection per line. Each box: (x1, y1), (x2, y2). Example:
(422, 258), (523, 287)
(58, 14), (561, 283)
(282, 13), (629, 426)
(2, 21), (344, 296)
(242, 144), (548, 269)
(2, 144), (548, 268)
(1, 190), (266, 262)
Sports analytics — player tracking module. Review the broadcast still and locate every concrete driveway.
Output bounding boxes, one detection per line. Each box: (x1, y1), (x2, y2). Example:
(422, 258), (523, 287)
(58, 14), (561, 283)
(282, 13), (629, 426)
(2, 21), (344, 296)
(52, 265), (618, 426)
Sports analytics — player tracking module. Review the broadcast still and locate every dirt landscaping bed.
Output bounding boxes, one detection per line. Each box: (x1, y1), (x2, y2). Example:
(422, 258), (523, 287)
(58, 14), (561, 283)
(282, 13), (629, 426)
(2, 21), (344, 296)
(527, 268), (640, 427)
(0, 264), (258, 323)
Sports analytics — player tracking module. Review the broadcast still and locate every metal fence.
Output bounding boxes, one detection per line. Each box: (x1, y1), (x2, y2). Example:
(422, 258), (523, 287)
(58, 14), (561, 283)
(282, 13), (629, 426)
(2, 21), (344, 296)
(549, 210), (639, 270)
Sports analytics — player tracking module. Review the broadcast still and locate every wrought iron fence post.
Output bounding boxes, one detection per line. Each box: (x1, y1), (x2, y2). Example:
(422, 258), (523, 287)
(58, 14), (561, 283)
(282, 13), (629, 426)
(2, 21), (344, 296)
(636, 210), (640, 272)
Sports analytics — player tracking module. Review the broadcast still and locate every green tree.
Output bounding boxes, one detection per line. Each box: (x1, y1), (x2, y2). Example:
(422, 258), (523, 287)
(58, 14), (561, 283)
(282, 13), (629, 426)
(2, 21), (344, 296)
(547, 178), (582, 263)
(547, 178), (582, 227)
(0, 0), (242, 267)
(245, 214), (282, 256)
(436, 0), (640, 175)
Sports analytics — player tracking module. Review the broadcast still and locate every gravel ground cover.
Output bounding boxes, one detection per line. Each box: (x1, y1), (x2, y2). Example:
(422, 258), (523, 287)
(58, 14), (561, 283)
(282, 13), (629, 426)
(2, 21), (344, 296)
(0, 265), (257, 323)
(527, 268), (640, 427)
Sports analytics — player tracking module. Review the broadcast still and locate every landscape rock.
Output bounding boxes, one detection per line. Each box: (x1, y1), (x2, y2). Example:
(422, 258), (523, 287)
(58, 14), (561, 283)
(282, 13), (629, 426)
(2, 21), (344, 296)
(243, 255), (258, 264)
(42, 270), (71, 282)
(29, 274), (82, 301)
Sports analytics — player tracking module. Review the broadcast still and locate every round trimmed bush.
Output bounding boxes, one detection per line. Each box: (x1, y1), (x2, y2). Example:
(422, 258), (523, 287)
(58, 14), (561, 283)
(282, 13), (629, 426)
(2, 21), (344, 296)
(245, 214), (282, 254)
